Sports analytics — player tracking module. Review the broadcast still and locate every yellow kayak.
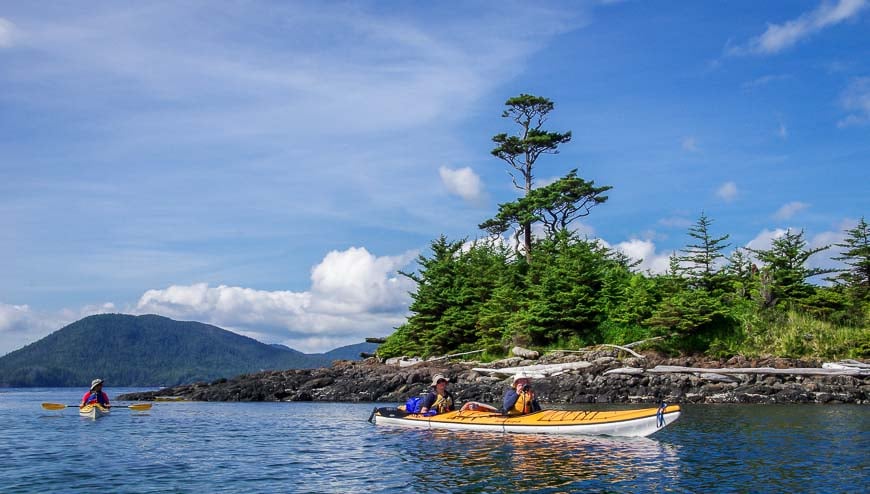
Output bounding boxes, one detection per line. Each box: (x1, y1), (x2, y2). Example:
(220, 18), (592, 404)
(79, 403), (110, 419)
(372, 405), (681, 437)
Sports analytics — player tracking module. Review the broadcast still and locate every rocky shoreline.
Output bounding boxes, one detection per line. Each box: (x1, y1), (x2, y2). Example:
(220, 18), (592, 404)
(119, 349), (869, 405)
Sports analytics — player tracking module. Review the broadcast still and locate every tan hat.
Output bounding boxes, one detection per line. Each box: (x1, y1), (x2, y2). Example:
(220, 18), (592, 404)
(431, 374), (449, 386)
(90, 378), (104, 390)
(511, 372), (531, 385)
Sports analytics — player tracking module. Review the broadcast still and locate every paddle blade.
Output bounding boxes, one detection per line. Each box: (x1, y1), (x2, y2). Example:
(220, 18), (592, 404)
(128, 403), (152, 411)
(41, 403), (67, 410)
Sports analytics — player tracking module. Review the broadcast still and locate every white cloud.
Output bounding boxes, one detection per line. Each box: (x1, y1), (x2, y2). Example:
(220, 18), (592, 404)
(134, 247), (418, 353)
(439, 166), (483, 201)
(716, 181), (738, 201)
(612, 239), (671, 274)
(0, 17), (16, 48)
(778, 121), (789, 139)
(0, 304), (35, 334)
(773, 201), (810, 220)
(6, 3), (578, 140)
(746, 228), (789, 252)
(728, 0), (868, 56)
(838, 77), (870, 127)
(681, 137), (699, 152)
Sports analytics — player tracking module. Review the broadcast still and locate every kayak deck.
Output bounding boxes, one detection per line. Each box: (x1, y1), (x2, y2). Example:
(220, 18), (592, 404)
(373, 405), (681, 437)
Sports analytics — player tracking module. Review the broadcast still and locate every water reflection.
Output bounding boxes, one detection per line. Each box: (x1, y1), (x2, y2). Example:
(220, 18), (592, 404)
(397, 429), (681, 492)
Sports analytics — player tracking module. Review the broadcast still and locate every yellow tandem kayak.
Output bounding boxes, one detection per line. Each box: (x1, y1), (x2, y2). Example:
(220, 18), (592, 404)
(371, 405), (681, 437)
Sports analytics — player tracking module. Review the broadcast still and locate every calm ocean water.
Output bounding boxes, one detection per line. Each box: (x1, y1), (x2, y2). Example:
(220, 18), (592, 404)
(0, 388), (867, 493)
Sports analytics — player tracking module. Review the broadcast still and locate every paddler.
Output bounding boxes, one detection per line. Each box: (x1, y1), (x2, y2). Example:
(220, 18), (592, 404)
(81, 378), (111, 407)
(501, 372), (540, 415)
(419, 374), (454, 415)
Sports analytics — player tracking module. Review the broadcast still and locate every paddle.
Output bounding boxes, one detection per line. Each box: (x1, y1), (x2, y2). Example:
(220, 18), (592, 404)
(41, 402), (152, 411)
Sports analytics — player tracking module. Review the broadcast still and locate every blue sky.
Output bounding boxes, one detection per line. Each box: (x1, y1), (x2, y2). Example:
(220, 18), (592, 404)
(1, 1), (868, 355)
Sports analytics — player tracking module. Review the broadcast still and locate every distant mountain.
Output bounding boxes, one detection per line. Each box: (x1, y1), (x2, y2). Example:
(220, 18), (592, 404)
(321, 342), (379, 361)
(0, 314), (373, 387)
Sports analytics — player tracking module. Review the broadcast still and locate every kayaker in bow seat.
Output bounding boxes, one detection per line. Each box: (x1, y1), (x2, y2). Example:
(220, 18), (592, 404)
(81, 379), (111, 407)
(501, 372), (540, 416)
(419, 374), (454, 415)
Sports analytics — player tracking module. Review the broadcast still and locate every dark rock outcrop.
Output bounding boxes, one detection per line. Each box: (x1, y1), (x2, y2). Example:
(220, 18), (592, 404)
(119, 353), (869, 405)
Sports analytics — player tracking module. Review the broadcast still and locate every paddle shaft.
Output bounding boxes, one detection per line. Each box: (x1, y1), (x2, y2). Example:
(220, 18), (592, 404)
(41, 402), (152, 411)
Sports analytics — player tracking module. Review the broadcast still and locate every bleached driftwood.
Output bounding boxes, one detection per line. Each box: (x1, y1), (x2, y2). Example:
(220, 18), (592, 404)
(648, 365), (869, 376)
(699, 372), (741, 383)
(605, 367), (742, 382)
(597, 344), (644, 359)
(511, 346), (540, 359)
(550, 337), (662, 358)
(428, 349), (485, 362)
(398, 358), (423, 368)
(388, 349), (485, 367)
(623, 336), (666, 348)
(471, 361), (592, 378)
(603, 367), (645, 376)
(823, 360), (870, 370)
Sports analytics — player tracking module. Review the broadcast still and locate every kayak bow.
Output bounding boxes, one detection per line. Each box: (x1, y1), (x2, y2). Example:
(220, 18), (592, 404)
(79, 403), (111, 419)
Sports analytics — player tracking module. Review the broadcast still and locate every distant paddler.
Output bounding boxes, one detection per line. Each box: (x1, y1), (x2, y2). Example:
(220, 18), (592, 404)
(81, 378), (111, 408)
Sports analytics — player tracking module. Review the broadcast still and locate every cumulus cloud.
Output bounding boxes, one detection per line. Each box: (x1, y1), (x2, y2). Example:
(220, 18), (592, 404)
(716, 181), (738, 202)
(773, 201), (810, 220)
(838, 77), (870, 127)
(746, 228), (789, 252)
(0, 18), (16, 48)
(611, 239), (671, 274)
(727, 0), (868, 56)
(439, 166), (483, 202)
(0, 304), (34, 334)
(134, 247), (418, 353)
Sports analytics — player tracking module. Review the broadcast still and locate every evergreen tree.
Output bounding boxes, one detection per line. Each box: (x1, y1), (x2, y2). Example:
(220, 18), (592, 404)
(828, 217), (870, 302)
(480, 169), (611, 244)
(383, 236), (465, 357)
(488, 94), (572, 260)
(747, 229), (834, 305)
(520, 233), (608, 346)
(679, 212), (730, 292)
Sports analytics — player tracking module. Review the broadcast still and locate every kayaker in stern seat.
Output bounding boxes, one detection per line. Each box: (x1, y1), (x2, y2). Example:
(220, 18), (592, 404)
(501, 372), (540, 416)
(420, 374), (454, 415)
(81, 379), (111, 407)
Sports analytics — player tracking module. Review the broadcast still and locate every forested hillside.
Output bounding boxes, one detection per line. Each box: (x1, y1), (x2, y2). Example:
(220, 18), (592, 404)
(0, 314), (366, 387)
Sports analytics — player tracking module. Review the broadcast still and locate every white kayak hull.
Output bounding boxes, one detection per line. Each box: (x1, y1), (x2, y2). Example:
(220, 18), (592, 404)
(79, 403), (110, 419)
(373, 405), (681, 438)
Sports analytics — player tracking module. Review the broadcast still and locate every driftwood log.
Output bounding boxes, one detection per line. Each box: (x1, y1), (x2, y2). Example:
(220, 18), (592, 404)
(471, 361), (593, 378)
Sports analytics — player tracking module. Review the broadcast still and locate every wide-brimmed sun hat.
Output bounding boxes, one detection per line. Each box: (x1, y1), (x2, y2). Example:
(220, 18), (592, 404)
(431, 374), (449, 386)
(512, 372), (531, 385)
(90, 378), (104, 390)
